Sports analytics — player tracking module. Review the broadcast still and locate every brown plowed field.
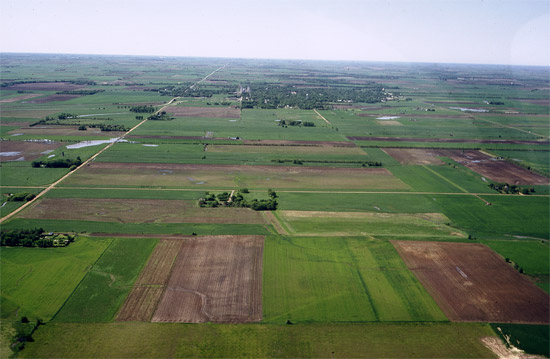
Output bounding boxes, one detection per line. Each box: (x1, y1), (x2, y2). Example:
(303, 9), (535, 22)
(5, 82), (84, 91)
(436, 150), (549, 185)
(152, 235), (263, 323)
(117, 239), (183, 322)
(393, 241), (550, 324)
(0, 141), (61, 162)
(383, 148), (444, 165)
(19, 198), (266, 224)
(165, 106), (240, 118)
(0, 94), (43, 103)
(348, 136), (550, 146)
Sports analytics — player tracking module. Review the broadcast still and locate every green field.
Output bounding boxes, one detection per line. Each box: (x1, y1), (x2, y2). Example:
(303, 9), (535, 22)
(263, 236), (447, 322)
(21, 322), (495, 358)
(490, 323), (549, 357)
(0, 237), (110, 321)
(53, 237), (157, 322)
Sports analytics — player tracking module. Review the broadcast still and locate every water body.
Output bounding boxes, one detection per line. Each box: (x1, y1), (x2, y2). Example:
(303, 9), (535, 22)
(142, 144), (158, 147)
(449, 107), (489, 113)
(376, 116), (401, 120)
(0, 151), (22, 156)
(66, 138), (120, 149)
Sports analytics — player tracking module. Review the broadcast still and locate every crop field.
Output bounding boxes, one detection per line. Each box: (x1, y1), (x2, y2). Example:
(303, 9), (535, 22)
(263, 236), (447, 322)
(53, 237), (157, 322)
(62, 162), (409, 190)
(152, 235), (264, 323)
(0, 237), (110, 321)
(274, 210), (464, 237)
(1, 54), (548, 358)
(393, 241), (549, 323)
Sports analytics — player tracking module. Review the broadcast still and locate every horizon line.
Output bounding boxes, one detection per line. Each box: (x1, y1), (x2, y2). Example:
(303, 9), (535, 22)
(2, 51), (549, 69)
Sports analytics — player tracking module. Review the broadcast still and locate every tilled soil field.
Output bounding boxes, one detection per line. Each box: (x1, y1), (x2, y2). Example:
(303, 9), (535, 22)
(152, 235), (264, 323)
(0, 141), (61, 162)
(165, 106), (240, 118)
(436, 149), (549, 185)
(382, 148), (444, 165)
(392, 241), (549, 324)
(19, 198), (266, 224)
(117, 239), (183, 322)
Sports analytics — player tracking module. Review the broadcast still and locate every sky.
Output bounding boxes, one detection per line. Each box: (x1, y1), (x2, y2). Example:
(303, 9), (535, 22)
(1, 0), (549, 66)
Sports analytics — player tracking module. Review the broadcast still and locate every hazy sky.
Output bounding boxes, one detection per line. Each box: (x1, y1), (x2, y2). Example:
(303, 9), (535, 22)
(1, 0), (549, 66)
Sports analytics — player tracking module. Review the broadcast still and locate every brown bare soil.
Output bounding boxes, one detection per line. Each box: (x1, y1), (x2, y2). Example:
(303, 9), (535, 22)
(347, 136), (550, 146)
(19, 198), (266, 224)
(117, 239), (183, 322)
(383, 148), (445, 165)
(152, 235), (264, 323)
(0, 94), (42, 103)
(436, 150), (549, 185)
(4, 82), (84, 91)
(393, 241), (550, 324)
(377, 120), (402, 126)
(0, 109), (61, 119)
(28, 94), (81, 103)
(165, 106), (240, 118)
(0, 141), (61, 162)
(67, 162), (407, 190)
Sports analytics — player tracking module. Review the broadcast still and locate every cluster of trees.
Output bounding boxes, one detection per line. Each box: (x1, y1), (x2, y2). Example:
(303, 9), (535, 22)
(1, 228), (74, 247)
(147, 111), (173, 121)
(129, 105), (156, 113)
(206, 101), (232, 106)
(241, 84), (384, 110)
(271, 159), (382, 167)
(489, 183), (534, 195)
(56, 89), (103, 95)
(6, 192), (36, 202)
(198, 189), (278, 211)
(32, 156), (82, 169)
(1, 79), (96, 87)
(78, 124), (128, 132)
(278, 120), (315, 127)
(154, 84), (234, 98)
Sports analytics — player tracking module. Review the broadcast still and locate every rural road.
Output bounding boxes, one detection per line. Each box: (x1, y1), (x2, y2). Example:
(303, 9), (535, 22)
(314, 109), (331, 124)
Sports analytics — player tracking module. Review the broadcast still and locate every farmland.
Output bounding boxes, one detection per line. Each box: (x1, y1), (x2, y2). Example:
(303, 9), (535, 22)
(1, 54), (548, 358)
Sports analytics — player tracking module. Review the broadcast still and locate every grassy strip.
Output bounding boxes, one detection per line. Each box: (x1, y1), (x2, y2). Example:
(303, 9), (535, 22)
(21, 322), (495, 358)
(2, 219), (270, 236)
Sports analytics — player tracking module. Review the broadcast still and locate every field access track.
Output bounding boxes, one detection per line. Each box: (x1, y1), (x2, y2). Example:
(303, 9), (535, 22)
(152, 235), (264, 323)
(393, 241), (549, 324)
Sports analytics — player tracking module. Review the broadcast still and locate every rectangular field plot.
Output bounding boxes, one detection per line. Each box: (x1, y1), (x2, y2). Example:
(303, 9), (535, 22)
(437, 150), (549, 185)
(276, 210), (465, 238)
(164, 106), (240, 118)
(117, 239), (184, 321)
(62, 162), (409, 190)
(18, 198), (266, 224)
(393, 241), (549, 323)
(263, 236), (446, 323)
(151, 235), (264, 323)
(382, 148), (445, 165)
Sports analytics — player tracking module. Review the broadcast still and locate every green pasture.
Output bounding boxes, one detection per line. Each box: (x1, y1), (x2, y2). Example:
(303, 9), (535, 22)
(53, 237), (157, 322)
(0, 237), (110, 321)
(1, 162), (68, 186)
(263, 236), (447, 323)
(492, 149), (550, 176)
